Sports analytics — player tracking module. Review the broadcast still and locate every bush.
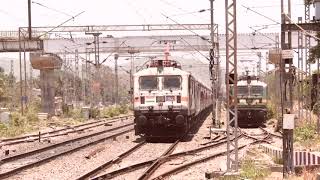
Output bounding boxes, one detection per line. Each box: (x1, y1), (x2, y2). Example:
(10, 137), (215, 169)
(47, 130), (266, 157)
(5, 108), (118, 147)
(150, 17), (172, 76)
(119, 104), (129, 114)
(25, 108), (39, 123)
(10, 112), (26, 127)
(101, 106), (120, 118)
(294, 123), (316, 142)
(89, 107), (100, 118)
(240, 159), (270, 179)
(266, 102), (276, 119)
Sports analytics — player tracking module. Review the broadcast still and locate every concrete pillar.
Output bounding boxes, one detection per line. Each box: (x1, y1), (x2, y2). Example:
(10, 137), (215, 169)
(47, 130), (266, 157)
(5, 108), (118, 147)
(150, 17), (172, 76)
(40, 69), (55, 116)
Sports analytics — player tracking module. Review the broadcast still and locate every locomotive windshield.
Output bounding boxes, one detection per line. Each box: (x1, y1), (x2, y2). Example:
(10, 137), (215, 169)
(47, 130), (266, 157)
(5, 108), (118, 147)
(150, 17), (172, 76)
(140, 76), (158, 90)
(251, 86), (264, 96)
(163, 76), (181, 90)
(238, 86), (249, 96)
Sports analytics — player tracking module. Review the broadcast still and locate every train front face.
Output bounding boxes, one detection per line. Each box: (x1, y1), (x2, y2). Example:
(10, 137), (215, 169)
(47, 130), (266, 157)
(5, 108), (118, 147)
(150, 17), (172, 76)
(133, 71), (190, 137)
(236, 83), (268, 127)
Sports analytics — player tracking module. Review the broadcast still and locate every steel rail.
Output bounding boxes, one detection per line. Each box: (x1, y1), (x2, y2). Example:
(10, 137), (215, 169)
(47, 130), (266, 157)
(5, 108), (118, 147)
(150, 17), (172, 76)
(259, 127), (283, 139)
(92, 137), (236, 180)
(0, 115), (132, 144)
(137, 140), (180, 180)
(0, 128), (134, 179)
(151, 140), (267, 180)
(0, 122), (134, 164)
(76, 141), (146, 180)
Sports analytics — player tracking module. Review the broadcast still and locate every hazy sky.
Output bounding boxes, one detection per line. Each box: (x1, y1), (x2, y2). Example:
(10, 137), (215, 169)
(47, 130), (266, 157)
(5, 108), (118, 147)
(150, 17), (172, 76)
(0, 0), (311, 33)
(0, 0), (317, 77)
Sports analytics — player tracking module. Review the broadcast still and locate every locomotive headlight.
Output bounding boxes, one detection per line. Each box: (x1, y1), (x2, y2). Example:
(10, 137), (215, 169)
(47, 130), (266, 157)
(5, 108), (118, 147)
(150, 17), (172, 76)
(148, 106), (154, 111)
(175, 115), (185, 125)
(138, 115), (147, 125)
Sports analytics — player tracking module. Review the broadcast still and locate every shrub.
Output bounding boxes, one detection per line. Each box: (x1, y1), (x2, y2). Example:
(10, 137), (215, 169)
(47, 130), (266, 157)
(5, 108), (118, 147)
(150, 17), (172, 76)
(25, 108), (39, 123)
(266, 102), (276, 119)
(119, 104), (129, 114)
(240, 159), (270, 179)
(294, 123), (316, 143)
(10, 112), (25, 127)
(89, 107), (100, 118)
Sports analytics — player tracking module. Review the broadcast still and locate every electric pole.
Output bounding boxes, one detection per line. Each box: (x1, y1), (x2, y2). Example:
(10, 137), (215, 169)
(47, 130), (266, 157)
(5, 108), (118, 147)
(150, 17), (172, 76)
(114, 54), (119, 105)
(85, 32), (102, 106)
(28, 0), (32, 40)
(210, 0), (221, 128)
(225, 0), (239, 173)
(281, 0), (294, 177)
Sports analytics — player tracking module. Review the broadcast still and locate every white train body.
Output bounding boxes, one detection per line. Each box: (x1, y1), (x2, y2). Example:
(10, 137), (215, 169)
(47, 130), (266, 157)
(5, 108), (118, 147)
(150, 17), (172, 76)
(133, 57), (212, 137)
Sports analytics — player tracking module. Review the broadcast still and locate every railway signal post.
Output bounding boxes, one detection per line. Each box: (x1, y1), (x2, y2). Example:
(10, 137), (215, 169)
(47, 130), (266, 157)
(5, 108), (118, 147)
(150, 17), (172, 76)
(281, 0), (294, 177)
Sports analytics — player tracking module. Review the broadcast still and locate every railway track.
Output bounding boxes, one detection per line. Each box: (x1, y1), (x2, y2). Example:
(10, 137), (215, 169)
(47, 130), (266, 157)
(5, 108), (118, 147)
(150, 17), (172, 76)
(91, 137), (233, 180)
(76, 141), (147, 180)
(0, 115), (133, 146)
(0, 123), (134, 179)
(90, 128), (272, 180)
(259, 127), (283, 139)
(137, 139), (180, 180)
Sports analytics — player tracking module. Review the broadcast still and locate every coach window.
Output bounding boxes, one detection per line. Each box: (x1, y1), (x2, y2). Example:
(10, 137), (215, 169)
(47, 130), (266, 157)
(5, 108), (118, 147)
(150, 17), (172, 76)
(163, 76), (181, 90)
(139, 76), (158, 90)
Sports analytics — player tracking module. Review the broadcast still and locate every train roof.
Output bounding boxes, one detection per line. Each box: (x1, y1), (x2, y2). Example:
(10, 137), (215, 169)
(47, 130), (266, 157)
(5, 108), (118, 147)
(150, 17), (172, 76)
(238, 80), (267, 87)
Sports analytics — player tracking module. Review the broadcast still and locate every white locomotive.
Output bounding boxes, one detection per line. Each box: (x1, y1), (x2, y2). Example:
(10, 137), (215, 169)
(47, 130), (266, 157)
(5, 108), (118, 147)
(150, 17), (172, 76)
(133, 55), (212, 138)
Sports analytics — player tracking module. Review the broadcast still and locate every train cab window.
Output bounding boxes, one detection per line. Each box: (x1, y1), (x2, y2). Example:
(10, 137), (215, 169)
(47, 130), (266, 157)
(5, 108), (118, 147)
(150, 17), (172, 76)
(163, 76), (181, 90)
(238, 86), (249, 96)
(251, 86), (263, 96)
(139, 76), (158, 90)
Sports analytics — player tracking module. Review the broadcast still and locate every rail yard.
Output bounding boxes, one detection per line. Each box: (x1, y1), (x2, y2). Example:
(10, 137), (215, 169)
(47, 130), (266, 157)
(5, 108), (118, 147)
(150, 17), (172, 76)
(0, 0), (320, 179)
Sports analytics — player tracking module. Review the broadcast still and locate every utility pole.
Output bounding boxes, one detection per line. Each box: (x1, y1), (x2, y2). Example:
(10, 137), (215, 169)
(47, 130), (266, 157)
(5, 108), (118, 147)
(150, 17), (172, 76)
(28, 0), (32, 40)
(85, 32), (102, 106)
(114, 54), (119, 105)
(209, 0), (220, 128)
(297, 17), (304, 120)
(128, 49), (138, 109)
(281, 0), (294, 177)
(18, 28), (24, 115)
(209, 0), (216, 127)
(74, 49), (79, 105)
(225, 0), (239, 173)
(305, 2), (312, 122)
(257, 52), (262, 78)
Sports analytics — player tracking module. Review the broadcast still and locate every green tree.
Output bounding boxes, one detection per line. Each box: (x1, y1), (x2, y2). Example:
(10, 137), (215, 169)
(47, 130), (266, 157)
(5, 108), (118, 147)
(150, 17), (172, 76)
(309, 32), (320, 64)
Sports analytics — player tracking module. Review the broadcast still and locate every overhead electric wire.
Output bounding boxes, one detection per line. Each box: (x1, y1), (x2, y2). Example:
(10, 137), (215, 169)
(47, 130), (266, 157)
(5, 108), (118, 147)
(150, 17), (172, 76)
(242, 5), (280, 25)
(124, 0), (148, 24)
(37, 10), (85, 38)
(32, 1), (74, 17)
(0, 8), (24, 22)
(246, 3), (304, 9)
(161, 13), (210, 42)
(99, 41), (128, 65)
(170, 9), (209, 17)
(283, 13), (320, 41)
(179, 37), (210, 61)
(158, 0), (209, 21)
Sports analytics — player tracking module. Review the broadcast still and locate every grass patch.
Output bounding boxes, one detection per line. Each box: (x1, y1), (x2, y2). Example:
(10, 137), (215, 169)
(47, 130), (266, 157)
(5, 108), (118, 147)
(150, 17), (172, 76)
(266, 102), (277, 120)
(272, 157), (283, 165)
(293, 121), (320, 148)
(240, 159), (271, 179)
(0, 109), (40, 138)
(100, 105), (129, 118)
